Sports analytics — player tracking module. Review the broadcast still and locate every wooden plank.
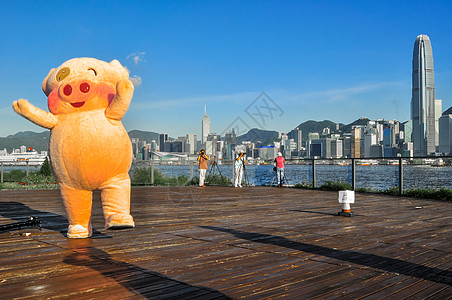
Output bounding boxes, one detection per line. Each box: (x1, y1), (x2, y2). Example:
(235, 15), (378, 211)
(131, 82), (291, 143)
(0, 187), (450, 299)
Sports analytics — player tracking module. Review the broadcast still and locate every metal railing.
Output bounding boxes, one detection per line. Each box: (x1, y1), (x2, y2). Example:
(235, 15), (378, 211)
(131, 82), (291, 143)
(130, 155), (452, 195)
(3, 155), (452, 196)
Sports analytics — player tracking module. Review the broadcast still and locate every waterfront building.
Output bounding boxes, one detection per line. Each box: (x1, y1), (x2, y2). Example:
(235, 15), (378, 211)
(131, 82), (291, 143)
(295, 128), (302, 152)
(185, 134), (197, 155)
(411, 34), (436, 156)
(330, 139), (343, 158)
(403, 142), (414, 157)
(310, 138), (343, 159)
(201, 105), (211, 144)
(225, 131), (237, 145)
(435, 99), (442, 148)
(306, 132), (320, 157)
(131, 138), (140, 157)
(258, 145), (277, 160)
(159, 133), (168, 151)
(284, 139), (296, 158)
(288, 127), (303, 154)
(141, 146), (150, 160)
(351, 126), (365, 158)
(438, 107), (452, 154)
(341, 135), (351, 158)
(150, 140), (157, 151)
(205, 141), (213, 156)
(402, 120), (412, 143)
(370, 144), (384, 157)
(383, 123), (397, 157)
(364, 129), (378, 158)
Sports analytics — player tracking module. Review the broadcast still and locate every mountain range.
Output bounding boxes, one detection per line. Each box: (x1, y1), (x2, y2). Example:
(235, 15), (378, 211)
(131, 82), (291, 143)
(0, 118), (369, 152)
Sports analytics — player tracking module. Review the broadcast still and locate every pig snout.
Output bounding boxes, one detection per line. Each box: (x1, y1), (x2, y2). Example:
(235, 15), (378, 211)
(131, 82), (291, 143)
(62, 82), (92, 97)
(57, 80), (97, 108)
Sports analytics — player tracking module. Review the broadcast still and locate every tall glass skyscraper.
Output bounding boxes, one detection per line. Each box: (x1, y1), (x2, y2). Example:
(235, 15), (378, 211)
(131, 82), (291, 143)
(201, 105), (210, 144)
(411, 34), (436, 156)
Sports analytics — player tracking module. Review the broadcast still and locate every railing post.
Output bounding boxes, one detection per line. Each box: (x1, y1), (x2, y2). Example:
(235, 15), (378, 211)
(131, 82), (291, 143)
(312, 159), (316, 189)
(26, 161), (29, 177)
(351, 158), (356, 191)
(189, 161), (193, 181)
(399, 157), (403, 195)
(150, 153), (154, 185)
(1, 162), (3, 183)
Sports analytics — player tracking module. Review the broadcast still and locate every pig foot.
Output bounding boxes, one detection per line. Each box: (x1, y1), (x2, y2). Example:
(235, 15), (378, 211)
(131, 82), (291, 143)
(67, 224), (92, 239)
(105, 213), (135, 230)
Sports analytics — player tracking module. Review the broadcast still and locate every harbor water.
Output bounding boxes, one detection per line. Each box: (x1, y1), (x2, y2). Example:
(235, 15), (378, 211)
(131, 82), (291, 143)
(151, 164), (452, 191)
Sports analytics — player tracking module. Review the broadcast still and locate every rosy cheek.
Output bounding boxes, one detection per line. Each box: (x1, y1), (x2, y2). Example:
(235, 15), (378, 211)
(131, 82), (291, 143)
(108, 93), (115, 105)
(48, 89), (61, 114)
(98, 84), (116, 106)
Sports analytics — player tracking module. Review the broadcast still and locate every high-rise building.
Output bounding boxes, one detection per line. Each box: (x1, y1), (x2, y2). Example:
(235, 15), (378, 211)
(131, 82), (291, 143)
(201, 105), (211, 144)
(159, 133), (168, 151)
(439, 107), (452, 155)
(185, 134), (197, 154)
(351, 126), (364, 158)
(411, 34), (436, 156)
(435, 99), (442, 148)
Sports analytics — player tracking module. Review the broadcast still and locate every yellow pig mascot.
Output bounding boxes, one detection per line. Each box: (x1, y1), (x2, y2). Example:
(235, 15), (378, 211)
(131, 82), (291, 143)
(13, 57), (135, 238)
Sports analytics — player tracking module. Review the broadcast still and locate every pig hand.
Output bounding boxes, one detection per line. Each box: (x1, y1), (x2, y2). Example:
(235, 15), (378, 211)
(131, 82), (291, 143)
(105, 79), (134, 122)
(13, 99), (58, 129)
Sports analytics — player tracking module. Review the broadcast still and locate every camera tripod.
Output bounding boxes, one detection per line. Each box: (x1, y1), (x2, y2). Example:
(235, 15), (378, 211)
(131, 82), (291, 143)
(206, 160), (223, 185)
(240, 160), (250, 187)
(270, 168), (288, 187)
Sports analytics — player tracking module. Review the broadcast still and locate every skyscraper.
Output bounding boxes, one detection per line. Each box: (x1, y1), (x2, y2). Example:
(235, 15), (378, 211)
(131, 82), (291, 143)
(159, 133), (168, 151)
(439, 107), (452, 155)
(411, 34), (436, 156)
(201, 105), (210, 144)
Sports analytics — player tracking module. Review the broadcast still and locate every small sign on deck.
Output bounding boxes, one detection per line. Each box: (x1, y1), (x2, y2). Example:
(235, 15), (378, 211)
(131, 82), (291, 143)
(338, 190), (355, 204)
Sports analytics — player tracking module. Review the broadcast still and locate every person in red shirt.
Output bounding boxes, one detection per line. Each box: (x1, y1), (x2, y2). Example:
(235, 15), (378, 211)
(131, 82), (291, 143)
(274, 152), (285, 187)
(197, 149), (209, 187)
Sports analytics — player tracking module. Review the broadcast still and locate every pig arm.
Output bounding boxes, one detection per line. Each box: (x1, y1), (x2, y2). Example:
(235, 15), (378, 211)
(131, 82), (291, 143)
(12, 99), (58, 129)
(105, 79), (134, 121)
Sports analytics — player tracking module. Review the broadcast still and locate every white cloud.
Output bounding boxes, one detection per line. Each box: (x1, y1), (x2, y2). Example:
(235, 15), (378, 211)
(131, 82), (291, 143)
(292, 81), (405, 103)
(126, 52), (146, 66)
(129, 75), (143, 87)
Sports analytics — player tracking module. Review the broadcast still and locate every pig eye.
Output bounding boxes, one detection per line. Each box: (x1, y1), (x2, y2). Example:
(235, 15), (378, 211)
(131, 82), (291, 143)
(88, 68), (97, 76)
(56, 67), (70, 82)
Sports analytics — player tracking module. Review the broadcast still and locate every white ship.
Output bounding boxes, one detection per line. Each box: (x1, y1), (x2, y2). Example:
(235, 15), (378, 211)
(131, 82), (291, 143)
(0, 151), (48, 166)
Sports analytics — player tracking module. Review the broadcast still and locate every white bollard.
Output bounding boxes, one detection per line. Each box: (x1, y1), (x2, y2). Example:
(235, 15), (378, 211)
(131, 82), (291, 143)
(337, 190), (355, 217)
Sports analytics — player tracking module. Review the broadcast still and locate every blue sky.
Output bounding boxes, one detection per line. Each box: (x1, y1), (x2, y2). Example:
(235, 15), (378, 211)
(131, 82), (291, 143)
(1, 0), (452, 139)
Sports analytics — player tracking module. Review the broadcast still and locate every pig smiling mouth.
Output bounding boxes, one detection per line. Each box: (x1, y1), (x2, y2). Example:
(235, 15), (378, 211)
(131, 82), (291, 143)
(71, 102), (86, 108)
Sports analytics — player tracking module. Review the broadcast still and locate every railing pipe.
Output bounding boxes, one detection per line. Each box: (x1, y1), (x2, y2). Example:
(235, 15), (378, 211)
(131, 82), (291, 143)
(312, 159), (316, 188)
(399, 157), (403, 195)
(150, 153), (154, 185)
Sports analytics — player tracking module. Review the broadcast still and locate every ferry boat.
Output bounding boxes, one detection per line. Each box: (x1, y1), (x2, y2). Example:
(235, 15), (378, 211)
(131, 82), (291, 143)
(0, 151), (48, 166)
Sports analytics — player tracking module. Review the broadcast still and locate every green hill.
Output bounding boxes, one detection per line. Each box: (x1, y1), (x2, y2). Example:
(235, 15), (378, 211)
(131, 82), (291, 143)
(237, 128), (279, 145)
(127, 130), (160, 143)
(0, 131), (51, 152)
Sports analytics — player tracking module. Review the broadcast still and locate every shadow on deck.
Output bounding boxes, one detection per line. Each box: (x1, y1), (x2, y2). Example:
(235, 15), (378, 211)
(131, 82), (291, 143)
(0, 186), (450, 299)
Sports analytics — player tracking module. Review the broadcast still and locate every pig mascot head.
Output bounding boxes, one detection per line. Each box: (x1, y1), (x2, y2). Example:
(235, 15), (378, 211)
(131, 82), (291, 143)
(13, 57), (135, 238)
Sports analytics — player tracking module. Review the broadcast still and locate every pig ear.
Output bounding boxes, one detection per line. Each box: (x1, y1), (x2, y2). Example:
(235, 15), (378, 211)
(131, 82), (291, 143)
(42, 68), (56, 96)
(109, 60), (129, 77)
(109, 59), (124, 69)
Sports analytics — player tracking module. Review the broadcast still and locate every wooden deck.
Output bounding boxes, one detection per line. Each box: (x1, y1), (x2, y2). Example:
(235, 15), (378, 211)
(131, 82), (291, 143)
(0, 186), (451, 299)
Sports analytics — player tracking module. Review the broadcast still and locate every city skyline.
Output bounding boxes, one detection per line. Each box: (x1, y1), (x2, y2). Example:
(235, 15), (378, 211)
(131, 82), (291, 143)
(1, 1), (452, 139)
